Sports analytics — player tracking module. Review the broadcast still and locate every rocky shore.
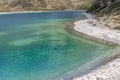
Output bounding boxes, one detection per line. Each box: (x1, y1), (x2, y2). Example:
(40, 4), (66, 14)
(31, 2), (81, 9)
(74, 18), (120, 45)
(90, 13), (120, 30)
(73, 13), (120, 80)
(74, 53), (120, 80)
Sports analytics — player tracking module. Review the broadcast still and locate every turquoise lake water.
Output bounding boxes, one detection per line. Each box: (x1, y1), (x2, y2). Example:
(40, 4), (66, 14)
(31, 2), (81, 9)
(0, 11), (114, 80)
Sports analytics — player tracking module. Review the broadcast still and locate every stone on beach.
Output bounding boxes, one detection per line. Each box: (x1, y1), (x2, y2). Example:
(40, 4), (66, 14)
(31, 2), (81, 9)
(73, 17), (120, 80)
(73, 57), (120, 80)
(74, 19), (120, 45)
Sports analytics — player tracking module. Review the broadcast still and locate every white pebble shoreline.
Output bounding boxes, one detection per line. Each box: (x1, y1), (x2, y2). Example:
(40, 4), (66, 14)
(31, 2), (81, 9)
(73, 18), (120, 80)
(74, 19), (120, 45)
(0, 10), (85, 14)
(73, 55), (120, 80)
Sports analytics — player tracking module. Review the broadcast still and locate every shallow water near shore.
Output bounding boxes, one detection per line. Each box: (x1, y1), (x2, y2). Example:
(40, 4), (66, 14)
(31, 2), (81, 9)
(0, 11), (116, 80)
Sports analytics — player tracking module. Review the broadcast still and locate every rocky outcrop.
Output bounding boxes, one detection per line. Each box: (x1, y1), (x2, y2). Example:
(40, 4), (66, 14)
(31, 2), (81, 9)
(87, 0), (120, 15)
(87, 0), (120, 31)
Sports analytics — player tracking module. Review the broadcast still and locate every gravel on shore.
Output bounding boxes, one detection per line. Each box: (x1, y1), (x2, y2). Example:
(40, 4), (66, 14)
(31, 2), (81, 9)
(73, 15), (120, 80)
(73, 55), (120, 80)
(74, 19), (120, 45)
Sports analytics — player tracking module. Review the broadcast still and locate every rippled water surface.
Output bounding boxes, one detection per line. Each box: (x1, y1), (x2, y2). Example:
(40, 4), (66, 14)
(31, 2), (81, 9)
(0, 11), (113, 80)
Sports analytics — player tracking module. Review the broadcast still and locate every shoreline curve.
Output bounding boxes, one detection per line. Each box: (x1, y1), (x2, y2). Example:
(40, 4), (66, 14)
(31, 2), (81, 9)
(65, 13), (120, 80)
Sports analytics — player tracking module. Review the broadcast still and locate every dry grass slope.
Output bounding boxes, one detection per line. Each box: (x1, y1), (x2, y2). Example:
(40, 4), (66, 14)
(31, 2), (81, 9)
(0, 0), (94, 11)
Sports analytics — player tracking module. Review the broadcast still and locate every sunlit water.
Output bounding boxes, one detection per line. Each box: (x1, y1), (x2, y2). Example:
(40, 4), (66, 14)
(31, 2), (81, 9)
(0, 11), (115, 80)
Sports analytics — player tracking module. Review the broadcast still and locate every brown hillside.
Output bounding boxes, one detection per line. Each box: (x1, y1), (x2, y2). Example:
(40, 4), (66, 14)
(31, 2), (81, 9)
(0, 0), (94, 11)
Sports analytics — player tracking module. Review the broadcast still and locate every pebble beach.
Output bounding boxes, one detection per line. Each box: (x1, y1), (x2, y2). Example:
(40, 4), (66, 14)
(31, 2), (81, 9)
(73, 13), (120, 80)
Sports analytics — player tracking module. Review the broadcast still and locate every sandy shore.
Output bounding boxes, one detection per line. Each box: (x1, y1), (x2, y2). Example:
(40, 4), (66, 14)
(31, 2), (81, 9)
(72, 15), (120, 80)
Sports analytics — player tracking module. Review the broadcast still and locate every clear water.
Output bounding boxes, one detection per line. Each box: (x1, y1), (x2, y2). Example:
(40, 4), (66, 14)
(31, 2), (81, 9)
(0, 11), (113, 80)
